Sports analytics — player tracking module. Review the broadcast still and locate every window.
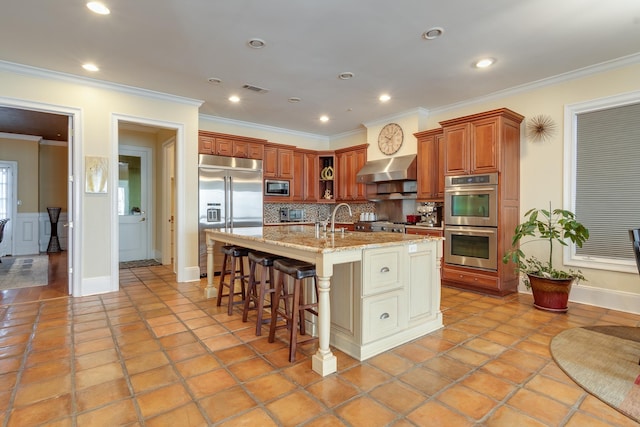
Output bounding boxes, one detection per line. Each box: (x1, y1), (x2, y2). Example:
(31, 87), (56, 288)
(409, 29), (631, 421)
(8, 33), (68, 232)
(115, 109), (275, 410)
(565, 91), (640, 273)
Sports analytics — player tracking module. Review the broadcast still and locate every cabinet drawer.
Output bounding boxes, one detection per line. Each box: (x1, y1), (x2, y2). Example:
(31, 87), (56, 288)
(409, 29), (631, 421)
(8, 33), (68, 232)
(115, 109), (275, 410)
(363, 247), (402, 295)
(442, 267), (499, 290)
(362, 291), (404, 343)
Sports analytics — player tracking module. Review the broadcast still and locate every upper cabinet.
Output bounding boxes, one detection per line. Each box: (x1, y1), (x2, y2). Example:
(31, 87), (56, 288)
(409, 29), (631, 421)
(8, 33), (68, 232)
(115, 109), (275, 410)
(263, 144), (294, 179)
(335, 144), (368, 202)
(303, 151), (320, 202)
(291, 149), (319, 202)
(440, 108), (524, 176)
(198, 131), (265, 160)
(414, 129), (444, 200)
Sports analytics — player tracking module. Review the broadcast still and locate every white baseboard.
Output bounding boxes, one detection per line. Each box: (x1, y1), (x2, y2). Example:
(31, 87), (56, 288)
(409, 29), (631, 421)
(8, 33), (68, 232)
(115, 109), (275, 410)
(180, 266), (201, 283)
(76, 275), (117, 297)
(519, 284), (640, 315)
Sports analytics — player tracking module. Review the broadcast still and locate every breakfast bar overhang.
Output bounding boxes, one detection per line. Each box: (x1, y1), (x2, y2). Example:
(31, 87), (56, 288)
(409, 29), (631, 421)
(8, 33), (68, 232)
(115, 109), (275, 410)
(204, 225), (444, 376)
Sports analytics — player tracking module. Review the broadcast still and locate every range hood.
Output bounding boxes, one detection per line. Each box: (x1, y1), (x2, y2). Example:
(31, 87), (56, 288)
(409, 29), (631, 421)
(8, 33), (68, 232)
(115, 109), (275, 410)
(356, 154), (417, 183)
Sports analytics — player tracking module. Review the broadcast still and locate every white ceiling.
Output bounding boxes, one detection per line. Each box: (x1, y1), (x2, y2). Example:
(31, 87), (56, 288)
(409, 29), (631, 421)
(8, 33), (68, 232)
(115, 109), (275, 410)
(1, 0), (639, 137)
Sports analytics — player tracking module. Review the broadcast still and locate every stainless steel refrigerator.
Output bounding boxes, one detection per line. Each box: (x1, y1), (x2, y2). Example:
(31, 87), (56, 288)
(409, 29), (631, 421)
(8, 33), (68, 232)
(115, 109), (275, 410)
(198, 155), (263, 276)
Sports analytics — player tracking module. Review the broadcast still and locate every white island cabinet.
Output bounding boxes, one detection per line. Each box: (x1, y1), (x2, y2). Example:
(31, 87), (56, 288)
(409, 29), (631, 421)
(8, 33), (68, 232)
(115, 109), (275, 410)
(330, 242), (442, 361)
(205, 225), (443, 376)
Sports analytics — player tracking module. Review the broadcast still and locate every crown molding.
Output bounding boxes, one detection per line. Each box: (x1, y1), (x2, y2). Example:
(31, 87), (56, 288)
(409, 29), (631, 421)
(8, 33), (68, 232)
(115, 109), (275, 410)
(429, 52), (640, 116)
(199, 113), (330, 143)
(362, 107), (430, 129)
(0, 132), (41, 142)
(0, 60), (204, 108)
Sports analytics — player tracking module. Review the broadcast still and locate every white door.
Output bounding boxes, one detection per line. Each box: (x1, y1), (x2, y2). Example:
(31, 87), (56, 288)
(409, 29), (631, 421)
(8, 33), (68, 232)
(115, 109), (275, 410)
(118, 146), (151, 262)
(0, 161), (16, 257)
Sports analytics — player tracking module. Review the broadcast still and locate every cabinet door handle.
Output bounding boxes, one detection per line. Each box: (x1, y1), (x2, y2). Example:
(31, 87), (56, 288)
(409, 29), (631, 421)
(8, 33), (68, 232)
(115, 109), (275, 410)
(380, 312), (390, 320)
(380, 267), (390, 273)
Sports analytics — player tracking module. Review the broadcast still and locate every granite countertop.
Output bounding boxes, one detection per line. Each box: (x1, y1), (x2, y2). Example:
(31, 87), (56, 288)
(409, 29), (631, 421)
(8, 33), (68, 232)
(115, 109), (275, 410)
(209, 225), (441, 253)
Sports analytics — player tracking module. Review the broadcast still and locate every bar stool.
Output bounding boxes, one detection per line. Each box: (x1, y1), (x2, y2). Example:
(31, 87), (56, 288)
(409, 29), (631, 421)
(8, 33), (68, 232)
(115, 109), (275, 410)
(268, 258), (319, 362)
(216, 245), (250, 315)
(242, 251), (282, 335)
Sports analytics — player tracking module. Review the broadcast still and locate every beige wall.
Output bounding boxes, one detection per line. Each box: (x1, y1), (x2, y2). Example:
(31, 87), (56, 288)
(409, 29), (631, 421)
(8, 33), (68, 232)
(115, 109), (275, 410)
(0, 136), (39, 212)
(0, 67), (200, 292)
(39, 144), (68, 212)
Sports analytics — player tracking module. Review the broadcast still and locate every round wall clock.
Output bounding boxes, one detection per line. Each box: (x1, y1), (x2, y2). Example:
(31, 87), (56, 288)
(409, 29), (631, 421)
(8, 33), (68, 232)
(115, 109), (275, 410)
(378, 123), (404, 155)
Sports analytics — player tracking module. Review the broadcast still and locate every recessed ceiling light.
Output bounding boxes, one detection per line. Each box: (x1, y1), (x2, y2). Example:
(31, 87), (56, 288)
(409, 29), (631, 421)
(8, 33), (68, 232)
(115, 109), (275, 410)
(228, 95), (240, 103)
(379, 94), (391, 102)
(288, 97), (301, 103)
(248, 38), (266, 49)
(319, 115), (329, 122)
(422, 27), (444, 40)
(207, 77), (222, 85)
(82, 63), (99, 72)
(338, 72), (354, 80)
(475, 58), (496, 68)
(86, 1), (110, 15)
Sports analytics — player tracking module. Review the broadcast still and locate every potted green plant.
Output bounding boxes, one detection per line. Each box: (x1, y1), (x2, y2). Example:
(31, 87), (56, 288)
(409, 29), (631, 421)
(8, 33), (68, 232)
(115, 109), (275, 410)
(503, 203), (589, 312)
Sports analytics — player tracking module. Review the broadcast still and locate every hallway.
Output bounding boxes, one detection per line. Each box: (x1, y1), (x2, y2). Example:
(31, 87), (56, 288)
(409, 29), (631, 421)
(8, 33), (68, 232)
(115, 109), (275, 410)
(0, 251), (68, 305)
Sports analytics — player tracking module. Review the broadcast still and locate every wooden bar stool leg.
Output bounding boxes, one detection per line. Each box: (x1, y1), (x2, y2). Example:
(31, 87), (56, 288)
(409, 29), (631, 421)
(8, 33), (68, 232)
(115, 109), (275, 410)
(268, 270), (284, 344)
(254, 263), (269, 336)
(216, 252), (230, 308)
(289, 279), (301, 362)
(227, 255), (237, 315)
(242, 259), (258, 323)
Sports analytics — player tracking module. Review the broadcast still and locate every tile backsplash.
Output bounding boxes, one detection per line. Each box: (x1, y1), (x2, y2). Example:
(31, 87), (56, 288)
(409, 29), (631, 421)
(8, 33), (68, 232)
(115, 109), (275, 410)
(264, 202), (375, 224)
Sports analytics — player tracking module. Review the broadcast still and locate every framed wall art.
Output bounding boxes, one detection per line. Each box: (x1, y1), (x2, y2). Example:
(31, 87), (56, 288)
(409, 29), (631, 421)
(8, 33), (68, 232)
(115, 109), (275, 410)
(85, 156), (108, 193)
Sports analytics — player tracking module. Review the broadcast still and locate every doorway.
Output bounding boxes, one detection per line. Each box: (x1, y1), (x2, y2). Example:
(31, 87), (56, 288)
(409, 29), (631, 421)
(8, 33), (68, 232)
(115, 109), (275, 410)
(0, 100), (79, 298)
(118, 145), (152, 262)
(114, 117), (178, 278)
(0, 161), (17, 257)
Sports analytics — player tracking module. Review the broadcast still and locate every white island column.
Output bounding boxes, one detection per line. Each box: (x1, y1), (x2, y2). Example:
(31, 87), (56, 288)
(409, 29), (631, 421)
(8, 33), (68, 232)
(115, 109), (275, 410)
(312, 274), (337, 376)
(204, 238), (217, 299)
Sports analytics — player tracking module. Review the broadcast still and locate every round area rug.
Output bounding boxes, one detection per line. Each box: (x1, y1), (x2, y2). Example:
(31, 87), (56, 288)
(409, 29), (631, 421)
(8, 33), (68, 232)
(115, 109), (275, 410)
(550, 326), (640, 422)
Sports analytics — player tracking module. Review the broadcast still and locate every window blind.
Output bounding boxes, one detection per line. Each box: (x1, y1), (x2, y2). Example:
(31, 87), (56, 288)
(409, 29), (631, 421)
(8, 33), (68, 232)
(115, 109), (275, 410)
(575, 102), (640, 260)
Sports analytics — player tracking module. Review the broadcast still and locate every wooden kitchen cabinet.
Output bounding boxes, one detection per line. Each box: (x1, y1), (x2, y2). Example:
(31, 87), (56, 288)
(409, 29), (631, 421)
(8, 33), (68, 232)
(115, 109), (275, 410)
(414, 128), (444, 200)
(303, 151), (319, 202)
(335, 144), (368, 202)
(263, 144), (294, 179)
(440, 108), (523, 176)
(198, 135), (215, 154)
(405, 227), (443, 238)
(198, 131), (265, 159)
(439, 108), (524, 296)
(232, 140), (264, 159)
(290, 150), (304, 201)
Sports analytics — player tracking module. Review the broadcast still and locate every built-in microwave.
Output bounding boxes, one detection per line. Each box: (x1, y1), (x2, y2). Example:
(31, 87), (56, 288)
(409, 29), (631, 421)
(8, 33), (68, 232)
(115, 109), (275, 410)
(264, 179), (290, 196)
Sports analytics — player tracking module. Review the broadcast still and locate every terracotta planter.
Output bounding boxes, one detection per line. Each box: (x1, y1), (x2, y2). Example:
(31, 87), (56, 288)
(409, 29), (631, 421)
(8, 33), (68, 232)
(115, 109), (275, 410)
(527, 274), (576, 313)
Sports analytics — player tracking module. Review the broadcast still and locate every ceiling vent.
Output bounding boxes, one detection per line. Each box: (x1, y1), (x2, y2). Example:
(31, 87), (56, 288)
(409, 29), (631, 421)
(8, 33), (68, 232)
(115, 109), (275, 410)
(242, 84), (269, 94)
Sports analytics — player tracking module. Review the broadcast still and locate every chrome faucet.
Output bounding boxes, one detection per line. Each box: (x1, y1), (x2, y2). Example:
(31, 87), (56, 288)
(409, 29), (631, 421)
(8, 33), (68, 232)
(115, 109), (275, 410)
(330, 203), (353, 233)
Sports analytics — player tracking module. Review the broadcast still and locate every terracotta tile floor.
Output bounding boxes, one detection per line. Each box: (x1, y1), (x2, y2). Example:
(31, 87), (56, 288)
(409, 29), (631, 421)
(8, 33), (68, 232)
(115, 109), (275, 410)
(1, 264), (639, 426)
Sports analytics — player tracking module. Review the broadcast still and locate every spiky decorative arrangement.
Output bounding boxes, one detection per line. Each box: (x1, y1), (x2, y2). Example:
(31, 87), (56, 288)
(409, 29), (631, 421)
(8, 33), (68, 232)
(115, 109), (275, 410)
(527, 114), (556, 142)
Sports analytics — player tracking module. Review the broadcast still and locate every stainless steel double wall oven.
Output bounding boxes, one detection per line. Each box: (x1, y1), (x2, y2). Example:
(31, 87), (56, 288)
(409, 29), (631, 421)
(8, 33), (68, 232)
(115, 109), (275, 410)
(444, 173), (499, 270)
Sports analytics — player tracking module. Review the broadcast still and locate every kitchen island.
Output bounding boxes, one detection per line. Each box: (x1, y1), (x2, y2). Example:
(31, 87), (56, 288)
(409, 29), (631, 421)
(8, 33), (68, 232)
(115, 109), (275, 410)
(205, 225), (443, 376)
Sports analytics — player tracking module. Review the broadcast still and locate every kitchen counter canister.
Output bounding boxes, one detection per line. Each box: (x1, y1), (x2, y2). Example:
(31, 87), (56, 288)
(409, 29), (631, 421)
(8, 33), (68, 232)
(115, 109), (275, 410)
(204, 225), (444, 376)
